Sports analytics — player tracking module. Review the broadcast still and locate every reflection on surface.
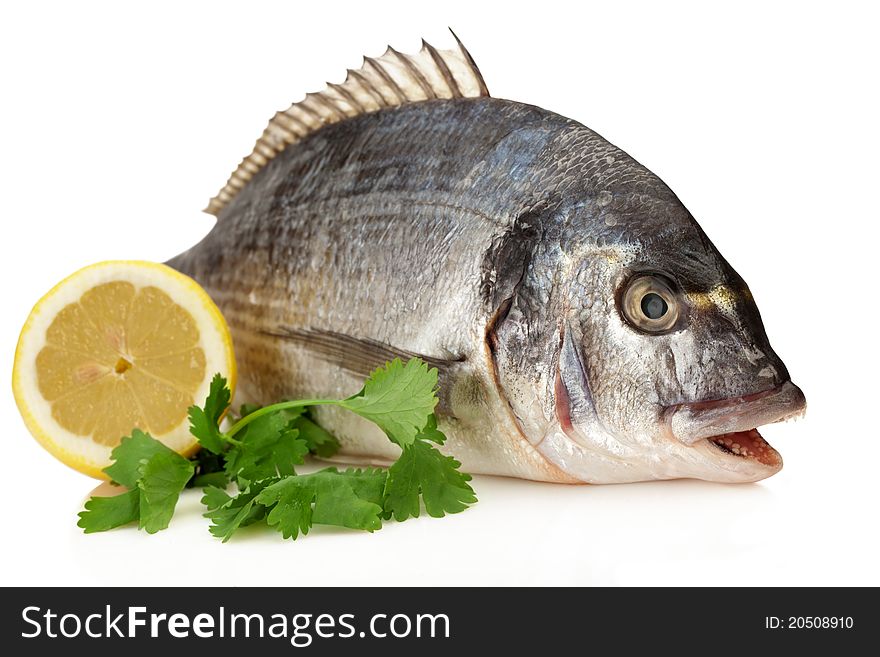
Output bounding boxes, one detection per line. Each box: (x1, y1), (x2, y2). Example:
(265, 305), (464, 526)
(85, 480), (125, 498)
(469, 476), (778, 585)
(71, 471), (781, 586)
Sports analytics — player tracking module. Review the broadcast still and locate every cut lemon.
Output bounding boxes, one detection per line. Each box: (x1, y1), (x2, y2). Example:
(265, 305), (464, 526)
(12, 261), (236, 479)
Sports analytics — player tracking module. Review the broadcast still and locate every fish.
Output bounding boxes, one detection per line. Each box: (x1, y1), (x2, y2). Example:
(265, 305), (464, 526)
(168, 32), (806, 484)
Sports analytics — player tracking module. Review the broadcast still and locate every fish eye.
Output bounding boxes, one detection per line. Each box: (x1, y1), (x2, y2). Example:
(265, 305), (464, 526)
(621, 275), (680, 332)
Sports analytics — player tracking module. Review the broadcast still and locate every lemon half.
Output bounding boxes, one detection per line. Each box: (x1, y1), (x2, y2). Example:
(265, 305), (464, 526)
(12, 261), (236, 478)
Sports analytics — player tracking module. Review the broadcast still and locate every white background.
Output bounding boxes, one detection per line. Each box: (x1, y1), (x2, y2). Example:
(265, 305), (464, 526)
(1, 1), (878, 586)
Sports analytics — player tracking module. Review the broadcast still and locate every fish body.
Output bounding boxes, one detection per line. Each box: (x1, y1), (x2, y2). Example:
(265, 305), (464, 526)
(170, 36), (804, 484)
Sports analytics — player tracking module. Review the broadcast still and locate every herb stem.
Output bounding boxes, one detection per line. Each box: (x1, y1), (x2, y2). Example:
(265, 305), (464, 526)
(226, 399), (339, 438)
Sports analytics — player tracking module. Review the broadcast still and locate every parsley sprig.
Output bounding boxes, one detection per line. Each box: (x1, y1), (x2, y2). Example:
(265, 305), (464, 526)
(77, 358), (477, 540)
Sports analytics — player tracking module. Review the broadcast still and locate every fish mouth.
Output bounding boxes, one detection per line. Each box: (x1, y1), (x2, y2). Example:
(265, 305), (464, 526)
(664, 381), (806, 469)
(703, 428), (781, 467)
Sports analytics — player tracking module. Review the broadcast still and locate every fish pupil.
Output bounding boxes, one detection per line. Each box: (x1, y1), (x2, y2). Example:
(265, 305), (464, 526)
(641, 293), (668, 320)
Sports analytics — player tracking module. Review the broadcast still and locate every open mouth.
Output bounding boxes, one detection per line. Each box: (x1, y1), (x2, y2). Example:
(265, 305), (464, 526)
(706, 429), (780, 466)
(665, 381), (806, 469)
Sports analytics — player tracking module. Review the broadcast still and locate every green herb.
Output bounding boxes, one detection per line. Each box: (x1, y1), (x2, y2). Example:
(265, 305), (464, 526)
(291, 414), (340, 458)
(202, 480), (271, 542)
(339, 358), (439, 446)
(222, 412), (308, 487)
(186, 374), (230, 454)
(384, 416), (477, 521)
(78, 490), (139, 533)
(256, 468), (386, 540)
(78, 430), (194, 534)
(136, 450), (194, 533)
(78, 358), (476, 541)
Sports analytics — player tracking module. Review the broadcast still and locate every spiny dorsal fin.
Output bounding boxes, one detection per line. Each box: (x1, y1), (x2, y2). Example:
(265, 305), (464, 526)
(205, 30), (489, 216)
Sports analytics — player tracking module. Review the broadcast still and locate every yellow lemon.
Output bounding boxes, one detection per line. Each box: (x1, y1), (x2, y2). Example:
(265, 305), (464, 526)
(12, 261), (236, 478)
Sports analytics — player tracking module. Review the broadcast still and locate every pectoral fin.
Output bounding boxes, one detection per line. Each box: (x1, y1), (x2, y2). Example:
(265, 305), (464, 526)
(261, 326), (464, 383)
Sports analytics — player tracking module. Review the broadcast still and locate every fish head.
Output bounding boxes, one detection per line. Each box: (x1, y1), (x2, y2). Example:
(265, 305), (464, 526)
(489, 193), (805, 484)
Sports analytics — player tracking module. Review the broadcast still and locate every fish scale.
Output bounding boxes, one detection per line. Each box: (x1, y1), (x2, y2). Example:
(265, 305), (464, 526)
(169, 35), (804, 484)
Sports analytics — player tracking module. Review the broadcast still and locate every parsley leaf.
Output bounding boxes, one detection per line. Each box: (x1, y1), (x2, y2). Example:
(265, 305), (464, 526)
(103, 429), (169, 487)
(224, 413), (308, 487)
(278, 406), (306, 423)
(136, 451), (195, 533)
(384, 437), (476, 521)
(341, 358), (438, 446)
(266, 429), (310, 475)
(77, 489), (140, 533)
(80, 430), (194, 534)
(291, 414), (340, 458)
(331, 467), (387, 507)
(256, 478), (314, 540)
(201, 485), (234, 511)
(312, 468), (386, 529)
(257, 469), (386, 540)
(415, 413), (445, 444)
(188, 374), (231, 454)
(202, 481), (272, 543)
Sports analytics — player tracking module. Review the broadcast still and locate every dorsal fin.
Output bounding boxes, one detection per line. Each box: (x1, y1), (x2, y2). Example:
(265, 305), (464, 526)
(205, 30), (490, 216)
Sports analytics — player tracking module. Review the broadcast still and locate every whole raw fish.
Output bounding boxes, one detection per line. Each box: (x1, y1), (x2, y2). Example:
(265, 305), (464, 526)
(170, 33), (805, 483)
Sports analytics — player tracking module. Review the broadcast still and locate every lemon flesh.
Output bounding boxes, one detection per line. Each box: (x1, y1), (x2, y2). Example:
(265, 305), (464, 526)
(13, 261), (236, 478)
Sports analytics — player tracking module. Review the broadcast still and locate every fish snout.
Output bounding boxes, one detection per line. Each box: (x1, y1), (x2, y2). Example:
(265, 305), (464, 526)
(663, 381), (806, 470)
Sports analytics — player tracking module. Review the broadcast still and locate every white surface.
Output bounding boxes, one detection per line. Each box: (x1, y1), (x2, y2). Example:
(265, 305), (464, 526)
(1, 1), (878, 586)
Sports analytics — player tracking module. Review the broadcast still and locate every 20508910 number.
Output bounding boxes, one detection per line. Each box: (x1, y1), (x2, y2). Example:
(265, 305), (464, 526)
(787, 617), (853, 629)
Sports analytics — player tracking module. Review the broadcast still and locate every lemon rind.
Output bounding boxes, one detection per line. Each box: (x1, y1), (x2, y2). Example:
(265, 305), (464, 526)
(12, 260), (236, 480)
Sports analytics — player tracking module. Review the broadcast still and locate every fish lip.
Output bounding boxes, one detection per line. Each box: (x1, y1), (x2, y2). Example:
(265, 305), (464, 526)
(663, 381), (806, 448)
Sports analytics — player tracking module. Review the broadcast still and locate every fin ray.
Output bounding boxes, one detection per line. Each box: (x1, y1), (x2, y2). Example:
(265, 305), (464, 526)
(261, 326), (464, 377)
(205, 31), (490, 215)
